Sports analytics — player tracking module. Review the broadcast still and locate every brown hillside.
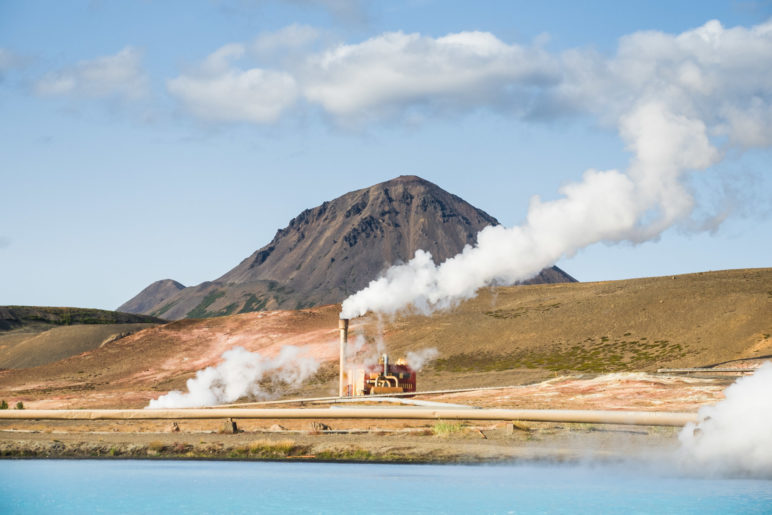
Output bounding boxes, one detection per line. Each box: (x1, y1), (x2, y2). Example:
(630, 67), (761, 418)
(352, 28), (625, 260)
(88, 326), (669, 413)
(0, 268), (768, 409)
(121, 175), (574, 320)
(0, 323), (159, 369)
(117, 279), (185, 314)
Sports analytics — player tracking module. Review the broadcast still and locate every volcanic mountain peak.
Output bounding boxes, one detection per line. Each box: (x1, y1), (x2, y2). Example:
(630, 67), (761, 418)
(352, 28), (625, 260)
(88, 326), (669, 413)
(120, 175), (575, 319)
(219, 175), (499, 287)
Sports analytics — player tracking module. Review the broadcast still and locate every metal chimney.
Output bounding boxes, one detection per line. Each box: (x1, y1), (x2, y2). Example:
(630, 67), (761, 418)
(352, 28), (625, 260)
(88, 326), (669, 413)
(338, 318), (349, 397)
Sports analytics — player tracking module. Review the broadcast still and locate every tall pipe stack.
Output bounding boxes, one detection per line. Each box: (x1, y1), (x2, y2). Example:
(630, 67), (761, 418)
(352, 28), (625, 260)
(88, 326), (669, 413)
(338, 318), (349, 397)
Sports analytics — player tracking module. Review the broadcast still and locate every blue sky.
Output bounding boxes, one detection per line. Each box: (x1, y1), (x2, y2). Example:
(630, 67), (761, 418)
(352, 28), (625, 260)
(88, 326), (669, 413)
(1, 0), (771, 310)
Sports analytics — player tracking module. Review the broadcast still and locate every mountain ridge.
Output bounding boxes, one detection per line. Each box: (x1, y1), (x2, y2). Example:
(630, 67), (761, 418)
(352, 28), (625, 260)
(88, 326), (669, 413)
(120, 176), (575, 319)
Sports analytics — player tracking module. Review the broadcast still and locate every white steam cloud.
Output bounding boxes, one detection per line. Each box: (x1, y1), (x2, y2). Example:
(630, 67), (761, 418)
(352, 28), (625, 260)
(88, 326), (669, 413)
(340, 20), (772, 319)
(147, 345), (319, 408)
(406, 347), (439, 371)
(678, 362), (772, 478)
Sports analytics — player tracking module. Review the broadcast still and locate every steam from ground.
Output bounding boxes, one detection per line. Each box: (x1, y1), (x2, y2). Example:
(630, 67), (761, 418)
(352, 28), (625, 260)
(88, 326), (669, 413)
(147, 346), (319, 408)
(406, 347), (439, 371)
(340, 20), (772, 319)
(678, 362), (772, 477)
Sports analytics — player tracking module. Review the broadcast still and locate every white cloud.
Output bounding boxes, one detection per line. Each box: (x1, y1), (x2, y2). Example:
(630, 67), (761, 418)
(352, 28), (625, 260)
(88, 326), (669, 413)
(35, 47), (148, 100)
(556, 19), (772, 147)
(167, 18), (772, 149)
(167, 44), (298, 124)
(301, 31), (557, 121)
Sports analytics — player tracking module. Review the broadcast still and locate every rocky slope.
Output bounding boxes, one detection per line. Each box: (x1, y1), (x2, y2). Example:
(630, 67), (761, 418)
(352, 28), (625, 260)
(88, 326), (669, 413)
(120, 176), (575, 320)
(117, 279), (185, 315)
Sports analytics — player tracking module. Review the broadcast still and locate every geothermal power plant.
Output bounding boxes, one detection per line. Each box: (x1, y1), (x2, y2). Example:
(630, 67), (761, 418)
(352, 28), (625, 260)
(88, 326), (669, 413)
(338, 318), (417, 397)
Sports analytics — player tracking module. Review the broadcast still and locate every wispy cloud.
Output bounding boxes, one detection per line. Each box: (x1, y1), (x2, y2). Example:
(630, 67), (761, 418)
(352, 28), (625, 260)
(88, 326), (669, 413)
(0, 48), (22, 70)
(35, 47), (148, 100)
(252, 24), (321, 57)
(167, 43), (298, 124)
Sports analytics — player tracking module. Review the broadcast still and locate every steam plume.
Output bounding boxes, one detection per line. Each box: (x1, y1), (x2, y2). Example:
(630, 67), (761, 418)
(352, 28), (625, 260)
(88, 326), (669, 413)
(406, 347), (439, 371)
(341, 21), (772, 319)
(341, 102), (716, 318)
(147, 345), (319, 408)
(678, 362), (772, 478)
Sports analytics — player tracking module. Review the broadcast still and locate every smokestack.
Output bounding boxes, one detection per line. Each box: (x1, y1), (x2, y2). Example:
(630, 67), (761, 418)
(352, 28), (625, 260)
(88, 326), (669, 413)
(338, 318), (349, 397)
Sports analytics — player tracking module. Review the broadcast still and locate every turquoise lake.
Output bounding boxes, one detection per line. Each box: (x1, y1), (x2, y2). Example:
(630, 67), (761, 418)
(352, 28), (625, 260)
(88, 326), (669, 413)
(1, 460), (771, 514)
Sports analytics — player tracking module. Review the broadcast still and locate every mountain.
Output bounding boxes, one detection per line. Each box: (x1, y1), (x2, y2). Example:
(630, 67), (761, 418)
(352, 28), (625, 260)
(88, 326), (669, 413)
(120, 175), (576, 319)
(117, 279), (185, 315)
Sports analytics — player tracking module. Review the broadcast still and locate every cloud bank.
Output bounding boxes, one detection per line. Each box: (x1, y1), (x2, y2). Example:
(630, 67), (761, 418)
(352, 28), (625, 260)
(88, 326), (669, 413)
(166, 19), (772, 132)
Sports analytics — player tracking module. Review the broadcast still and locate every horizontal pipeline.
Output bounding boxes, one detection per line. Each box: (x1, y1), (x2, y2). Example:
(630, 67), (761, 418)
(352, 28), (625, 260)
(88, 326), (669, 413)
(0, 408), (699, 427)
(657, 368), (754, 373)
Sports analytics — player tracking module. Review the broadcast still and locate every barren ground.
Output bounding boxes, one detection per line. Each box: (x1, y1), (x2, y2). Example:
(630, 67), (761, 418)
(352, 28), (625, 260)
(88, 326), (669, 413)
(0, 268), (768, 462)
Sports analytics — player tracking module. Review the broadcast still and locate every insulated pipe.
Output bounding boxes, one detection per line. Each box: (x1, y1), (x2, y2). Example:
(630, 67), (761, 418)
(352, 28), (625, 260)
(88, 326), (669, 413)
(0, 408), (699, 426)
(338, 318), (349, 397)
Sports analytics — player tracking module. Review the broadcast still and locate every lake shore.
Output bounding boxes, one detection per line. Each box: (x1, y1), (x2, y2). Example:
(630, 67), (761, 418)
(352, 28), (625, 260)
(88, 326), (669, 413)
(0, 418), (681, 464)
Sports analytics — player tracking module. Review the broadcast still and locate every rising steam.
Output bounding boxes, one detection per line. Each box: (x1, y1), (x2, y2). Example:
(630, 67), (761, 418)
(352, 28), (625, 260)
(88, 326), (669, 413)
(341, 101), (718, 318)
(147, 346), (319, 408)
(406, 347), (439, 371)
(341, 21), (772, 319)
(678, 362), (772, 478)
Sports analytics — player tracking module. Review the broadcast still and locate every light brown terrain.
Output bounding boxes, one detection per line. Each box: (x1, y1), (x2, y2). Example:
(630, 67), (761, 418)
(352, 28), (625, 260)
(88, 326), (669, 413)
(0, 267), (768, 410)
(0, 268), (769, 462)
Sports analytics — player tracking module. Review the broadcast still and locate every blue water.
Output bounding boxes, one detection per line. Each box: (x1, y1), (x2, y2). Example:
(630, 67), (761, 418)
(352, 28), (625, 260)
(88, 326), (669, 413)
(0, 460), (770, 514)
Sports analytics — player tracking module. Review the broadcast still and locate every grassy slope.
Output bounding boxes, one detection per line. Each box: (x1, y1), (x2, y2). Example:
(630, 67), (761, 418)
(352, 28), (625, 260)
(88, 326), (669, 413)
(0, 306), (166, 369)
(382, 268), (771, 377)
(0, 268), (768, 408)
(0, 306), (165, 330)
(0, 323), (159, 369)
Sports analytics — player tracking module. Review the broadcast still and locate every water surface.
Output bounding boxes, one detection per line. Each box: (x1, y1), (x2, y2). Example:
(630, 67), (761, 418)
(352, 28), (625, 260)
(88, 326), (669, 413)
(1, 460), (770, 514)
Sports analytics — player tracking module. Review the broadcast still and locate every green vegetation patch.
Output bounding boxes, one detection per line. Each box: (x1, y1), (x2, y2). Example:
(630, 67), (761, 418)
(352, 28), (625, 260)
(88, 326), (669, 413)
(434, 336), (692, 373)
(186, 291), (226, 318)
(152, 300), (180, 318)
(432, 421), (466, 438)
(239, 294), (268, 314)
(1, 306), (165, 328)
